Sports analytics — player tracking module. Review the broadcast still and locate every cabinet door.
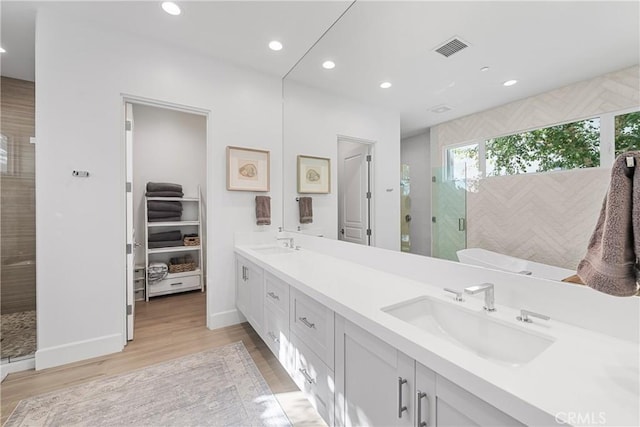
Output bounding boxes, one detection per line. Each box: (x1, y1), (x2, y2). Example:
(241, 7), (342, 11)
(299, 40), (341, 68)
(435, 376), (525, 427)
(236, 258), (250, 317)
(335, 315), (414, 427)
(415, 363), (436, 427)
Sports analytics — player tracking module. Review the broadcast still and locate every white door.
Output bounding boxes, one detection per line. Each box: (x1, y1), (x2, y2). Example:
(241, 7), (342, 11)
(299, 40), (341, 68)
(125, 102), (135, 341)
(338, 141), (371, 245)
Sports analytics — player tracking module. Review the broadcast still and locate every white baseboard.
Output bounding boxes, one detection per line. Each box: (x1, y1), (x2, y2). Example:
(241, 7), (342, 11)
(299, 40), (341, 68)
(35, 333), (123, 370)
(1, 357), (36, 382)
(208, 308), (245, 330)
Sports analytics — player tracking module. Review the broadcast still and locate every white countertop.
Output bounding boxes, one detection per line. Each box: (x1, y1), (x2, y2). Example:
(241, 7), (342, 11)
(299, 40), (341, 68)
(235, 244), (640, 427)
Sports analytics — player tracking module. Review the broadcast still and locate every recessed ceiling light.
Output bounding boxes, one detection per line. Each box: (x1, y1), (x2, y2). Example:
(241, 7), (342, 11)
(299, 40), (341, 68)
(0, 47), (6, 53)
(380, 82), (392, 89)
(480, 66), (489, 72)
(161, 2), (181, 16)
(268, 41), (283, 51)
(503, 79), (518, 87)
(322, 60), (336, 70)
(431, 104), (452, 113)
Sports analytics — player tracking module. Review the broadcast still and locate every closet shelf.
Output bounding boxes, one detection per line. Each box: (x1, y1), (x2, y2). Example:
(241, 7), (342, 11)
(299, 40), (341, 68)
(148, 221), (199, 227)
(148, 245), (201, 254)
(165, 269), (202, 279)
(146, 196), (199, 202)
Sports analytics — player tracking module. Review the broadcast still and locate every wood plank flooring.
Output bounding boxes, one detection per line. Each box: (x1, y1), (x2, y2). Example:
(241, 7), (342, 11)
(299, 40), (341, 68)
(1, 292), (324, 426)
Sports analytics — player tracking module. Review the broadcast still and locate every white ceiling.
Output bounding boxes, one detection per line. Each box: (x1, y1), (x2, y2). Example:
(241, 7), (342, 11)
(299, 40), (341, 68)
(2, 1), (638, 137)
(285, 1), (640, 137)
(0, 1), (352, 82)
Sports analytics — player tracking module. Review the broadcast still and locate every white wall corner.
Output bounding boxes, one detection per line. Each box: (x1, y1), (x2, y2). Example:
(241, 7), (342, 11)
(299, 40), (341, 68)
(1, 358), (36, 381)
(207, 308), (245, 330)
(35, 334), (123, 370)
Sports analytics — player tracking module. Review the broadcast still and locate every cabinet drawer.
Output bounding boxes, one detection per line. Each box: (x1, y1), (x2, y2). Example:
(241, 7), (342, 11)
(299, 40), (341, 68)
(264, 272), (289, 315)
(290, 332), (334, 426)
(149, 274), (200, 295)
(263, 304), (293, 370)
(290, 288), (334, 369)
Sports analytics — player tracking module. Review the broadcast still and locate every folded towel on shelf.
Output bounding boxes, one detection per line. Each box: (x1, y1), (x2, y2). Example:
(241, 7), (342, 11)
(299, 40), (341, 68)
(148, 216), (182, 222)
(146, 182), (183, 193)
(577, 151), (640, 296)
(147, 201), (183, 212)
(148, 240), (185, 249)
(147, 262), (168, 282)
(148, 230), (182, 242)
(255, 196), (271, 226)
(148, 210), (183, 219)
(299, 196), (313, 224)
(145, 191), (184, 198)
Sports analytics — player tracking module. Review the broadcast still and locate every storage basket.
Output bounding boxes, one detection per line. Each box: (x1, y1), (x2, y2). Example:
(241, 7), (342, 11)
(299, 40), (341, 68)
(184, 236), (200, 246)
(169, 255), (196, 273)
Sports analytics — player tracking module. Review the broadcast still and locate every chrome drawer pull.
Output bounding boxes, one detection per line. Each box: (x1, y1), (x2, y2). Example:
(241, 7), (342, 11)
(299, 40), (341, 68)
(398, 377), (408, 418)
(170, 282), (183, 286)
(299, 317), (316, 329)
(417, 390), (428, 427)
(267, 292), (280, 301)
(268, 331), (280, 343)
(299, 368), (315, 385)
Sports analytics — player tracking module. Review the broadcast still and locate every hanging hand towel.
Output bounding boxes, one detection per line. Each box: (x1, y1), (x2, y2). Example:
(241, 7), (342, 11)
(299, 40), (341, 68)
(299, 197), (313, 224)
(577, 151), (640, 296)
(256, 196), (271, 226)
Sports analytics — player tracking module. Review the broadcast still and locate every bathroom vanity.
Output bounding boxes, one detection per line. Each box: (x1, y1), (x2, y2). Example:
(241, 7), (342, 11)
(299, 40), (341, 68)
(235, 234), (639, 427)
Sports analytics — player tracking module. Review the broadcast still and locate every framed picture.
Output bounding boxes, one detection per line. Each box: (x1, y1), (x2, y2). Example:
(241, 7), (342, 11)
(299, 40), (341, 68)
(297, 155), (331, 193)
(226, 146), (270, 192)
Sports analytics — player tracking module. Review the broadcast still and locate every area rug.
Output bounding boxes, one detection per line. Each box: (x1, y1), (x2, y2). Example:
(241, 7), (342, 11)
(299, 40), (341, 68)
(1, 310), (36, 359)
(4, 342), (292, 427)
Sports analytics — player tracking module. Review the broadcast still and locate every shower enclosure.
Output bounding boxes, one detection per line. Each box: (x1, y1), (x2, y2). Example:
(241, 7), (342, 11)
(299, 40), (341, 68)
(1, 76), (37, 363)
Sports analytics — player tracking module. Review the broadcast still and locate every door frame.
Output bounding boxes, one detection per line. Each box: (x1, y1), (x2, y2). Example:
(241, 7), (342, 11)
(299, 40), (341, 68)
(337, 135), (376, 247)
(120, 94), (211, 345)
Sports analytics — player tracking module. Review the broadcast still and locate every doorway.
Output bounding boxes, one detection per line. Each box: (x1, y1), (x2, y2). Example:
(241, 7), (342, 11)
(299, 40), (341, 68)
(123, 98), (208, 342)
(337, 136), (374, 246)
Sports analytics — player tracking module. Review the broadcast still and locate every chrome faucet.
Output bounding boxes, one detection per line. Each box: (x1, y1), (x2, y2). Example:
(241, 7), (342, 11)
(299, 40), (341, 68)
(276, 236), (294, 248)
(464, 283), (496, 312)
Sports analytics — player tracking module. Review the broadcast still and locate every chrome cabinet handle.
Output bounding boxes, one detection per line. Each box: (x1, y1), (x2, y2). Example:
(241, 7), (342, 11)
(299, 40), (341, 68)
(267, 331), (280, 343)
(398, 377), (408, 418)
(299, 317), (315, 329)
(170, 282), (183, 286)
(417, 391), (428, 427)
(299, 368), (315, 384)
(244, 267), (249, 281)
(267, 291), (280, 301)
(241, 266), (247, 281)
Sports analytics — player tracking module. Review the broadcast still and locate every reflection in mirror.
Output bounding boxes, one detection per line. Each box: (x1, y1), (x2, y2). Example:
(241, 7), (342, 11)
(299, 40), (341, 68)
(282, 1), (640, 284)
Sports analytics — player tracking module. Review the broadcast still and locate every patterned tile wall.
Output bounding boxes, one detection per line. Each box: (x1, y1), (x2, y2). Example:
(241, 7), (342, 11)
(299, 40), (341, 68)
(430, 66), (639, 268)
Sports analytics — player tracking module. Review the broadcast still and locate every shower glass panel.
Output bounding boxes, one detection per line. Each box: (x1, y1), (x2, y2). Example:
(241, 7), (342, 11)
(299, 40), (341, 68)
(431, 166), (467, 261)
(1, 77), (37, 361)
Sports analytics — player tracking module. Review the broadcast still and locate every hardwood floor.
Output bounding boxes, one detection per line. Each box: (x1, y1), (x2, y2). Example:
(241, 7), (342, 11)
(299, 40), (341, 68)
(1, 291), (324, 426)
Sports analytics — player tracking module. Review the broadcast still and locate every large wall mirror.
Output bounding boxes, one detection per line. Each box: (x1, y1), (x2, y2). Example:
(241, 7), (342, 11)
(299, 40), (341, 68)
(282, 1), (640, 283)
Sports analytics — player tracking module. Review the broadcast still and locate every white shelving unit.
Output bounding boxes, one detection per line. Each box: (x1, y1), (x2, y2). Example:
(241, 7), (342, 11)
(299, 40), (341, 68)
(144, 189), (204, 300)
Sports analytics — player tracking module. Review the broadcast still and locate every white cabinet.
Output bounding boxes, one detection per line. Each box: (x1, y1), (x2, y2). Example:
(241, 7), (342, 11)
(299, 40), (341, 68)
(435, 376), (524, 427)
(236, 255), (264, 334)
(263, 272), (292, 368)
(145, 193), (204, 300)
(335, 315), (415, 427)
(290, 287), (335, 369)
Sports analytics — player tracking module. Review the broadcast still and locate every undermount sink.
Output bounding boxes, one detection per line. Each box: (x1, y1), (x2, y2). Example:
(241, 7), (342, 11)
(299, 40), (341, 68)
(382, 296), (555, 367)
(250, 246), (295, 255)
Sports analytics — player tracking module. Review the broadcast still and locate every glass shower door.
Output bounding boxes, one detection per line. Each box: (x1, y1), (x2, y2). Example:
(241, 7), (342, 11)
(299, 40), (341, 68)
(431, 166), (467, 261)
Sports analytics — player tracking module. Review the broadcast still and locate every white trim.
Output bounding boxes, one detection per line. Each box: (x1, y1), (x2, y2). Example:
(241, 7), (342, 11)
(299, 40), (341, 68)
(35, 334), (123, 370)
(1, 357), (35, 382)
(207, 309), (245, 330)
(120, 95), (212, 346)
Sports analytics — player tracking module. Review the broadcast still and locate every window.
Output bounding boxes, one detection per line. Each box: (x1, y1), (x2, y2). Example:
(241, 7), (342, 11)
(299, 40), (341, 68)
(614, 111), (640, 156)
(485, 117), (600, 177)
(446, 143), (480, 189)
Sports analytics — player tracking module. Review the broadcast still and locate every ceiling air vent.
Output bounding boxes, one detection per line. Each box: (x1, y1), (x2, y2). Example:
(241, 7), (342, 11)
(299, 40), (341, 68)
(430, 104), (452, 114)
(434, 37), (468, 57)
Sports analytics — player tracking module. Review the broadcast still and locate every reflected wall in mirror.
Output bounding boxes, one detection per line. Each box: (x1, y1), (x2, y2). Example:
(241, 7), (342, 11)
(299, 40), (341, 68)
(282, 1), (640, 282)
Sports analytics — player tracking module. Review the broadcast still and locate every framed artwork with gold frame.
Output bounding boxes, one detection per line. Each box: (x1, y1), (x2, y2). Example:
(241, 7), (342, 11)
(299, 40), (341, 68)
(297, 155), (330, 194)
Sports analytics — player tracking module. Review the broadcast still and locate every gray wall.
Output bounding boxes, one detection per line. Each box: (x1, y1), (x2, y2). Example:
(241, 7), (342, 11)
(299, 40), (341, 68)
(401, 131), (431, 256)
